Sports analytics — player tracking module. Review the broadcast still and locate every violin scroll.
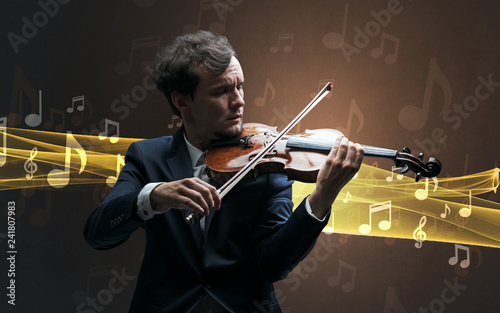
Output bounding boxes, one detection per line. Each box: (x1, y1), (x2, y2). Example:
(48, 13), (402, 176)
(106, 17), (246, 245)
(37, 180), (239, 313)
(395, 147), (442, 182)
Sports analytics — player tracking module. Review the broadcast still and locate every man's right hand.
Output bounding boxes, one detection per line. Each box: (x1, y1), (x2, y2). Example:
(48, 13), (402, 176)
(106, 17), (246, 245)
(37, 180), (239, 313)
(150, 178), (221, 215)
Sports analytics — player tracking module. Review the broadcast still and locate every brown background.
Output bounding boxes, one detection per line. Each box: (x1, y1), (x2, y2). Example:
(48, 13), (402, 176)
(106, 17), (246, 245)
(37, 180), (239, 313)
(1, 0), (500, 312)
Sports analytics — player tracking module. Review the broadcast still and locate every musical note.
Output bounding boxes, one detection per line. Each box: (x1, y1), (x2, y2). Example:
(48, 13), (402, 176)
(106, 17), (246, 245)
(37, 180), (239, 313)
(47, 132), (87, 189)
(413, 216), (427, 249)
(343, 191), (351, 203)
(327, 260), (356, 292)
(211, 0), (231, 32)
(43, 108), (66, 132)
(309, 79), (334, 99)
(414, 177), (438, 201)
(322, 3), (349, 50)
(115, 36), (161, 75)
(336, 98), (364, 137)
(358, 201), (392, 234)
(398, 58), (452, 131)
(254, 78), (276, 107)
(168, 115), (182, 129)
(0, 117), (6, 167)
(106, 154), (125, 187)
(459, 190), (472, 218)
(441, 204), (451, 219)
(8, 88), (24, 127)
(414, 179), (429, 201)
(270, 33), (294, 53)
(386, 165), (404, 182)
(448, 244), (470, 268)
(71, 96), (94, 127)
(67, 95), (85, 113)
(98, 119), (120, 144)
(183, 0), (227, 34)
(213, 0), (243, 17)
(8, 66), (38, 127)
(24, 147), (38, 179)
(25, 90), (42, 127)
(370, 32), (399, 64)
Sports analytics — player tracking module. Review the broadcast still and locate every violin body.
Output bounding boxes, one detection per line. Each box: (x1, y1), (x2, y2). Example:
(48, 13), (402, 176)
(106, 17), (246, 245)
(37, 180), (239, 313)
(206, 123), (333, 185)
(205, 123), (442, 186)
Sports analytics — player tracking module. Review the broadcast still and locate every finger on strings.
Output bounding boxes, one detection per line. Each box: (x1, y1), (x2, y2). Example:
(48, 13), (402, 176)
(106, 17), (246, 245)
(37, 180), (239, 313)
(335, 137), (349, 160)
(329, 135), (344, 158)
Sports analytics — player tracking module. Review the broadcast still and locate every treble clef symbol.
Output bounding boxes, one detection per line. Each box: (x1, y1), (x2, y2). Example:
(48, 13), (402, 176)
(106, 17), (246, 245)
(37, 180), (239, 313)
(24, 147), (38, 180)
(413, 215), (427, 249)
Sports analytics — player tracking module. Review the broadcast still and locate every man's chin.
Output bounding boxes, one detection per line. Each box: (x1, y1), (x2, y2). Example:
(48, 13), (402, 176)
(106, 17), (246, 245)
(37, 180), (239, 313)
(215, 121), (244, 140)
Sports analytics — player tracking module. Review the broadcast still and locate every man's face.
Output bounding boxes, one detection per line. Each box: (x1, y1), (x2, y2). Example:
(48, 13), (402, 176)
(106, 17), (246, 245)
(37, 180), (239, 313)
(183, 56), (245, 148)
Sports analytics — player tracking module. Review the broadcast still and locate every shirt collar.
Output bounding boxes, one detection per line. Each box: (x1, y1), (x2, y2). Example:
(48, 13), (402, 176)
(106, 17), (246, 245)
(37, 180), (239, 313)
(183, 132), (204, 167)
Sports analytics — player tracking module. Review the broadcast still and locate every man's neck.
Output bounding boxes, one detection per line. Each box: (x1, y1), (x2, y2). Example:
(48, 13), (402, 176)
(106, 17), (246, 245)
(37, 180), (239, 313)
(183, 128), (211, 152)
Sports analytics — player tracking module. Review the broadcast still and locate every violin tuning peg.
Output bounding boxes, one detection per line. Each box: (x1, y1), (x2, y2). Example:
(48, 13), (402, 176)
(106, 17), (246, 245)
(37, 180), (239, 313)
(415, 172), (422, 182)
(402, 147), (411, 154)
(400, 164), (409, 174)
(418, 153), (424, 161)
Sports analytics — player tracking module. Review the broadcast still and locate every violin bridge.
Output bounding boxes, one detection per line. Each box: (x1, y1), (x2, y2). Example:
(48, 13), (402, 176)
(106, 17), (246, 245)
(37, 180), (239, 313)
(263, 131), (276, 147)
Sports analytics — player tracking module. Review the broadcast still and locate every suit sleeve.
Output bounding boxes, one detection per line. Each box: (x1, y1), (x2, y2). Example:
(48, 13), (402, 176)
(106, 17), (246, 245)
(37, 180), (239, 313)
(252, 174), (330, 282)
(83, 142), (147, 250)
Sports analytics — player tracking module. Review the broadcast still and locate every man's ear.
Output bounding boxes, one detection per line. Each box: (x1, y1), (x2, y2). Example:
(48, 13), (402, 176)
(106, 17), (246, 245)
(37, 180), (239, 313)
(171, 91), (191, 114)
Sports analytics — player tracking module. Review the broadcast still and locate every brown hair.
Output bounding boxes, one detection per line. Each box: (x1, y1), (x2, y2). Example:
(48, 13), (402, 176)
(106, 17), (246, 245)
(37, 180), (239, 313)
(153, 31), (236, 116)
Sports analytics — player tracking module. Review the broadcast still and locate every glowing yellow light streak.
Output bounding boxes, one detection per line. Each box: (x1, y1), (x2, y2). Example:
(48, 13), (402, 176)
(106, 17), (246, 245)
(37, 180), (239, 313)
(293, 168), (500, 248)
(1, 127), (499, 248)
(0, 127), (140, 190)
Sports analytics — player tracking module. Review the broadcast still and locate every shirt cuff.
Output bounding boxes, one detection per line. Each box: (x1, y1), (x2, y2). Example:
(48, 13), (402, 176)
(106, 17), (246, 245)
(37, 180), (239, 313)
(305, 196), (329, 222)
(137, 182), (164, 221)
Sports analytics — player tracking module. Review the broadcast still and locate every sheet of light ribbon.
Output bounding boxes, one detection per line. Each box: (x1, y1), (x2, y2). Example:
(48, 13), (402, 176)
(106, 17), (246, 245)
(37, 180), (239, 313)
(2, 126), (499, 249)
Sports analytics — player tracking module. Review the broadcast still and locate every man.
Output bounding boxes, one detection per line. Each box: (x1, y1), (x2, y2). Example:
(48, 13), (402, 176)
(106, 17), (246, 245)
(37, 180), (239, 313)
(84, 31), (364, 312)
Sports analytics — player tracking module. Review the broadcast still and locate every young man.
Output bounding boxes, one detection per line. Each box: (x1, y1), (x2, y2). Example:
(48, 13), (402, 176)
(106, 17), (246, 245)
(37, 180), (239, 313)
(84, 30), (364, 312)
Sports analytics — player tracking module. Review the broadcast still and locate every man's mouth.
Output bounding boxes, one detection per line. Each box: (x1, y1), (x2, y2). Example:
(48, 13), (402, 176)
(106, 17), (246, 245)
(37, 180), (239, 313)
(228, 113), (242, 121)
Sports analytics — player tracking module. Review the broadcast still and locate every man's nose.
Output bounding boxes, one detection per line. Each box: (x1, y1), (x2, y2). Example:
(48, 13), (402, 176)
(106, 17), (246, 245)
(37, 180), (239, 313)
(230, 88), (244, 109)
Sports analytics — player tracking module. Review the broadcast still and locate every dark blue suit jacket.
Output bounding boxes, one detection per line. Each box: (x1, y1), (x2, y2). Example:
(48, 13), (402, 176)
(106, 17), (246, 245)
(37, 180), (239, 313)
(84, 128), (329, 312)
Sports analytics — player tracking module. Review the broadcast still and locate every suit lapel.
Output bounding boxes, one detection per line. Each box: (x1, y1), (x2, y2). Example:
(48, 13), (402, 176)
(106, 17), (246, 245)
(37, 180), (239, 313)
(165, 128), (203, 253)
(165, 127), (194, 181)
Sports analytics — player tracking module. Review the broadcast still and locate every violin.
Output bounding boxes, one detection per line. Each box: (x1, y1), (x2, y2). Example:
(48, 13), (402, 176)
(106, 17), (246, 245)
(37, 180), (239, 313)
(185, 83), (441, 224)
(205, 123), (442, 186)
